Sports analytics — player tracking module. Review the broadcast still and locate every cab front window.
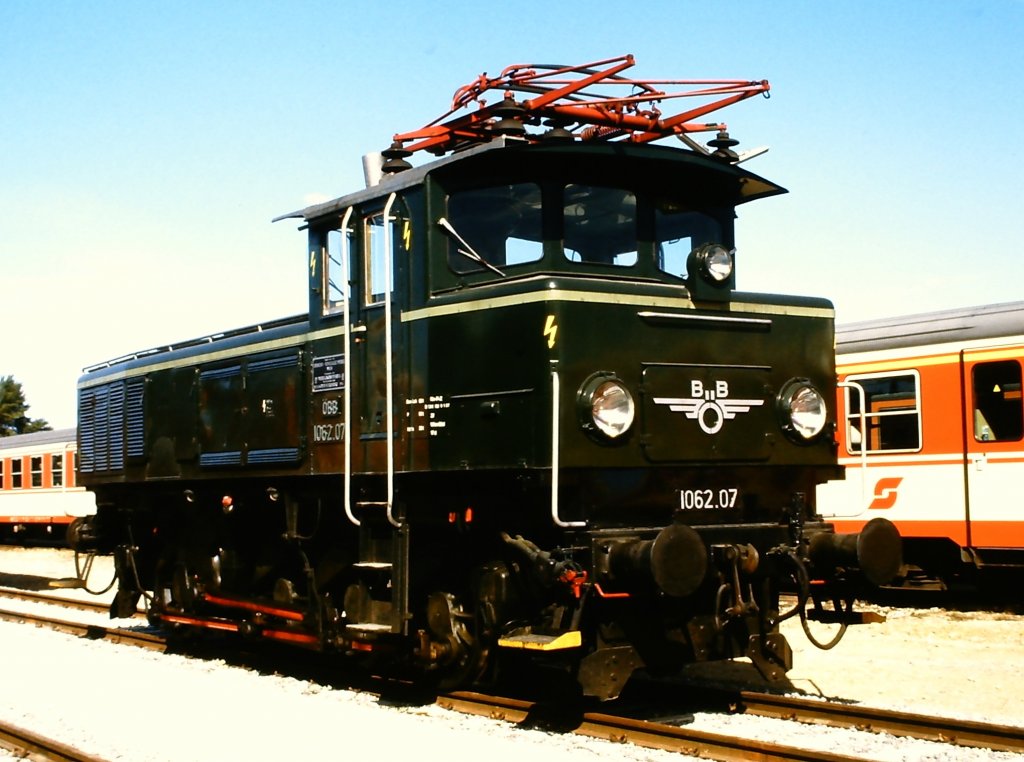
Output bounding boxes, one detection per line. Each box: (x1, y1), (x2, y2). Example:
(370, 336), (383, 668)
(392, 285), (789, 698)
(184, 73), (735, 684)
(446, 183), (543, 274)
(563, 185), (637, 267)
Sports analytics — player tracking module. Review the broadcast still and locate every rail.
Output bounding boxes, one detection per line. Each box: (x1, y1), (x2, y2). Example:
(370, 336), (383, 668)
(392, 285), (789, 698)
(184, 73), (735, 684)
(735, 690), (1024, 754)
(0, 719), (111, 762)
(439, 691), (864, 762)
(4, 587), (1022, 760)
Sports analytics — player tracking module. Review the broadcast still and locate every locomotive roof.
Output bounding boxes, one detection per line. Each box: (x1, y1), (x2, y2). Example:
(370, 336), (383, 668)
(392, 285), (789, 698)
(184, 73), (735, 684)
(274, 138), (785, 226)
(273, 138), (506, 224)
(836, 301), (1024, 354)
(0, 427), (76, 450)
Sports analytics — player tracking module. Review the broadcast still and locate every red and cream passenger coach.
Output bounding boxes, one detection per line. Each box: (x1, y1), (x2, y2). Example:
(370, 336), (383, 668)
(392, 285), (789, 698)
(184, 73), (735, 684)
(818, 302), (1024, 582)
(0, 428), (94, 542)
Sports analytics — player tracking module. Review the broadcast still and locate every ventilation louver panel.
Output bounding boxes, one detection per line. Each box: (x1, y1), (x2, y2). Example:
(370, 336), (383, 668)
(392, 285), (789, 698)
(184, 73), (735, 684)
(126, 378), (145, 458)
(78, 380), (127, 473)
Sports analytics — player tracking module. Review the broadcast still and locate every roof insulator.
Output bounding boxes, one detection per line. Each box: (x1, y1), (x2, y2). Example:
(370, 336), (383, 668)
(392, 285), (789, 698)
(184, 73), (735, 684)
(708, 130), (740, 162)
(491, 93), (527, 137)
(541, 118), (575, 143)
(381, 141), (413, 173)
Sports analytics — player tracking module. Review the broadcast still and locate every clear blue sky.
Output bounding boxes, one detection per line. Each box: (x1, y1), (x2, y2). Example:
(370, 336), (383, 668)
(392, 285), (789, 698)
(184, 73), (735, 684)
(2, 1), (1023, 427)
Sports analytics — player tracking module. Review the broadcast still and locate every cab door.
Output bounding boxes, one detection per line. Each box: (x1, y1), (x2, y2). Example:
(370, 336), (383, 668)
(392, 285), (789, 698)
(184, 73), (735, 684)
(962, 349), (1024, 551)
(357, 195), (406, 477)
(309, 216), (353, 478)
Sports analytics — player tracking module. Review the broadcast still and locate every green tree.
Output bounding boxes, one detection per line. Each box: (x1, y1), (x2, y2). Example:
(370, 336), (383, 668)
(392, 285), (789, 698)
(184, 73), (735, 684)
(0, 375), (51, 436)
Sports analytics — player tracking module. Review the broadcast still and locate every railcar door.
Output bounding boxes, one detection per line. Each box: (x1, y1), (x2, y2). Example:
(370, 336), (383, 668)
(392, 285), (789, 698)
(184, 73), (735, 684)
(962, 348), (1024, 555)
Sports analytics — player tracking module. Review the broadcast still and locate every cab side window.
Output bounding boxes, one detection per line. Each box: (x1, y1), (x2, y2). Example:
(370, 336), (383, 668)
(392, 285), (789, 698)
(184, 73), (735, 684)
(844, 371), (921, 453)
(972, 360), (1023, 442)
(364, 205), (408, 306)
(323, 227), (355, 316)
(655, 205), (723, 278)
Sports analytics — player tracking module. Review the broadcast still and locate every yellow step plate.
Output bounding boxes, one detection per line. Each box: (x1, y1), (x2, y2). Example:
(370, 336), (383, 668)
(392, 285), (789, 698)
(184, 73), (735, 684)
(497, 631), (582, 651)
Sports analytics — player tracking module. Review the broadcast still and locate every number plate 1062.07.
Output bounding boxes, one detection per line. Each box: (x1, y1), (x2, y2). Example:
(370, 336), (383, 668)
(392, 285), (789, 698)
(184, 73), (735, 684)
(679, 488), (739, 510)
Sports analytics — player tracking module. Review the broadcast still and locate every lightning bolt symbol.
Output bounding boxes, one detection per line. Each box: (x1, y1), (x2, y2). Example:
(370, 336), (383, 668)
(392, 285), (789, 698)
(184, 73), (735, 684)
(544, 314), (558, 349)
(402, 220), (412, 250)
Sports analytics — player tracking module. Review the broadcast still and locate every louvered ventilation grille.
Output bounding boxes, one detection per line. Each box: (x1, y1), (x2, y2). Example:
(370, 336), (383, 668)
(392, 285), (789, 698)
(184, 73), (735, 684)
(199, 365), (242, 381)
(248, 447), (300, 464)
(199, 451), (243, 467)
(126, 378), (145, 458)
(249, 355), (299, 373)
(78, 380), (126, 473)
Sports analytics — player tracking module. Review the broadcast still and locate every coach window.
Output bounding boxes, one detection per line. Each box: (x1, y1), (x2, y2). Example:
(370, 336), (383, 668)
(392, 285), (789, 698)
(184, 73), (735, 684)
(0, 459), (4, 489)
(30, 456), (42, 487)
(564, 185), (638, 267)
(972, 360), (1023, 442)
(52, 454), (64, 487)
(845, 371), (921, 453)
(446, 183), (543, 274)
(11, 458), (22, 489)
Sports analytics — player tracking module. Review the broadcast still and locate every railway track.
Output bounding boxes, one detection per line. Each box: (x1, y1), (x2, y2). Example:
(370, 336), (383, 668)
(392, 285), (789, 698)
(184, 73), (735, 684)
(734, 691), (1024, 754)
(440, 690), (865, 762)
(0, 588), (122, 615)
(0, 720), (111, 762)
(2, 587), (1023, 761)
(439, 690), (1024, 761)
(0, 589), (160, 648)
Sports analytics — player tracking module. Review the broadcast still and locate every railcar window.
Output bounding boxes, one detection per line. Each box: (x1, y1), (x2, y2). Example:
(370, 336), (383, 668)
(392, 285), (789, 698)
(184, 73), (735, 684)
(323, 228), (355, 316)
(845, 372), (921, 453)
(655, 205), (723, 278)
(0, 459), (4, 489)
(11, 458), (22, 489)
(446, 183), (543, 274)
(563, 185), (637, 266)
(972, 360), (1023, 442)
(30, 456), (42, 488)
(52, 454), (63, 487)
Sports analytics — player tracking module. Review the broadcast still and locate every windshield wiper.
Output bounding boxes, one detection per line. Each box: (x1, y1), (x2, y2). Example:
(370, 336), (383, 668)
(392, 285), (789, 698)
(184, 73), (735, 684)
(438, 217), (506, 277)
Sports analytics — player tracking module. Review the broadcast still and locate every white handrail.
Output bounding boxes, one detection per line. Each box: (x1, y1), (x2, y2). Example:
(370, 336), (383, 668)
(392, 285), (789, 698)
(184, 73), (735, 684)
(550, 369), (586, 528)
(339, 207), (359, 527)
(382, 193), (400, 528)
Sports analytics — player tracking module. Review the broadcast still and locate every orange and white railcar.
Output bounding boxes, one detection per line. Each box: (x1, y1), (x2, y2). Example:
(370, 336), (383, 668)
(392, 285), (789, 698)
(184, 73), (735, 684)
(0, 427), (95, 542)
(817, 301), (1024, 580)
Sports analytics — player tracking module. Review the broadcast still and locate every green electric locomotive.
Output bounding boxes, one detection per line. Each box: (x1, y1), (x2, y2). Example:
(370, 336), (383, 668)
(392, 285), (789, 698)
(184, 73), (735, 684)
(74, 56), (900, 699)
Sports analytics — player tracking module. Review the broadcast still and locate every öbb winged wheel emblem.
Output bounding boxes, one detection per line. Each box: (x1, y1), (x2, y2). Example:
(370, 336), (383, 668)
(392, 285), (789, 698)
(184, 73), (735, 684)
(654, 380), (764, 435)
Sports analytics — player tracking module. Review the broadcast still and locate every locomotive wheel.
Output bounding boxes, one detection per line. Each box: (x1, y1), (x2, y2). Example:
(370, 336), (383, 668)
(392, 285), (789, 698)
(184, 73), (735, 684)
(426, 592), (492, 690)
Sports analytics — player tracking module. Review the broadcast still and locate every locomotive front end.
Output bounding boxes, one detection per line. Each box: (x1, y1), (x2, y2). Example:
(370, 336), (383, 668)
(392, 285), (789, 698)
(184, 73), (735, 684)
(535, 279), (901, 698)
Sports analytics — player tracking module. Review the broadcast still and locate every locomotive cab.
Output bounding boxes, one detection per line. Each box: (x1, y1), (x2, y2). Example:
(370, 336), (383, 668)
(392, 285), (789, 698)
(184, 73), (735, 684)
(75, 57), (900, 701)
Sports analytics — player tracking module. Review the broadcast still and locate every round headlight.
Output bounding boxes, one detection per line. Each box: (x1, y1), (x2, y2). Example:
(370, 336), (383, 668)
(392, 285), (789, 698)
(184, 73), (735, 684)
(778, 379), (828, 441)
(577, 374), (635, 440)
(691, 243), (734, 284)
